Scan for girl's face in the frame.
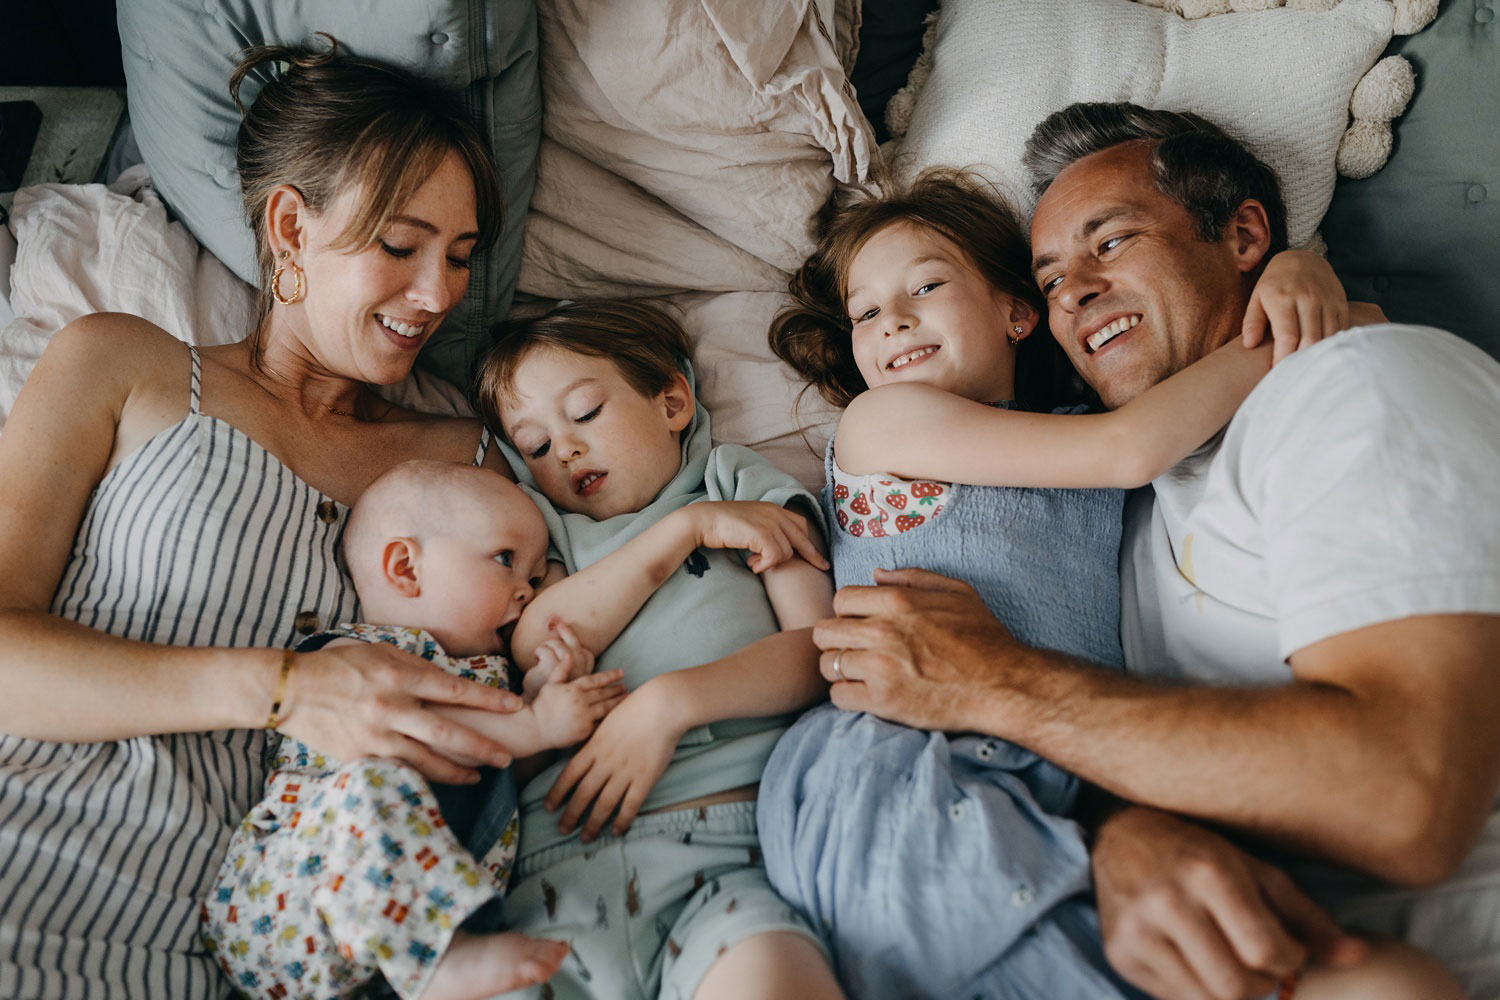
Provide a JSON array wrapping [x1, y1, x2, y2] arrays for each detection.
[[844, 221, 1032, 405], [292, 149, 479, 385], [498, 348, 693, 520]]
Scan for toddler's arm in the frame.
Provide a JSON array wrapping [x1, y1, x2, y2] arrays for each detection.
[[510, 502, 825, 669], [1240, 249, 1384, 364], [544, 553, 834, 841]]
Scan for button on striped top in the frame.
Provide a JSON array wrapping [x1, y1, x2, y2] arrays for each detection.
[[0, 347, 359, 998]]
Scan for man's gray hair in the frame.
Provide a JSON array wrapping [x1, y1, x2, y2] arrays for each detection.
[[1023, 102, 1289, 255]]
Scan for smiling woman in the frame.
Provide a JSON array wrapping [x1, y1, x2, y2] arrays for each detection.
[[0, 36, 523, 1000]]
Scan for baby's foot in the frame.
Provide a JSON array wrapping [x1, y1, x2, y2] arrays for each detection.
[[420, 929, 569, 1000]]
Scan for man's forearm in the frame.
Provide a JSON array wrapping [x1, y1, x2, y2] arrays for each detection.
[[967, 645, 1429, 878]]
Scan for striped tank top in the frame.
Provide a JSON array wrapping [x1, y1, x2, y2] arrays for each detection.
[[0, 346, 487, 998]]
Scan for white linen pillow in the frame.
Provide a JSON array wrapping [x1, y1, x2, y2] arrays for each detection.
[[889, 0, 1398, 248]]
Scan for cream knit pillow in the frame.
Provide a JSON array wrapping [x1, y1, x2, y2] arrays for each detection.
[[887, 0, 1408, 248]]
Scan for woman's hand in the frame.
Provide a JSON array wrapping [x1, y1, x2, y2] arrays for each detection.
[[684, 501, 828, 574], [530, 669, 627, 750], [544, 679, 682, 842], [276, 641, 525, 784], [1240, 249, 1350, 365]]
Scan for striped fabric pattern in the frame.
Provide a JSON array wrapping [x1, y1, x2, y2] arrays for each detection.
[[0, 347, 359, 998]]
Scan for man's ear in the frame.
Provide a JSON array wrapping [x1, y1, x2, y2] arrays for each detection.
[[661, 372, 694, 434], [1225, 199, 1273, 274], [381, 537, 422, 597], [265, 183, 312, 259]]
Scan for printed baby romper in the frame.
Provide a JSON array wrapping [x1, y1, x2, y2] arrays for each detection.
[[201, 624, 520, 1000]]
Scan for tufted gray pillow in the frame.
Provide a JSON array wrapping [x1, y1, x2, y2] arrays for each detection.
[[117, 0, 542, 386]]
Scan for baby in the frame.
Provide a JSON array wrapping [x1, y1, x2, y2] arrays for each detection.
[[471, 300, 847, 1000], [202, 459, 817, 1000]]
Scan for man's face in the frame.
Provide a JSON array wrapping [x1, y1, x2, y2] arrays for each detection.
[[1029, 141, 1257, 409]]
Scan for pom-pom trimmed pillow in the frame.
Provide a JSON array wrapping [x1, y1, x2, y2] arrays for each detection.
[[887, 0, 1424, 249]]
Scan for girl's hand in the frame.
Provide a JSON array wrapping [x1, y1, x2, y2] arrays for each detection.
[[685, 501, 828, 573], [276, 642, 525, 785], [522, 621, 595, 701], [544, 681, 682, 842], [531, 669, 627, 750], [1240, 249, 1349, 365]]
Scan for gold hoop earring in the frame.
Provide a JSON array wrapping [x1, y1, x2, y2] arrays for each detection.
[[270, 250, 305, 306], [1007, 324, 1025, 347]]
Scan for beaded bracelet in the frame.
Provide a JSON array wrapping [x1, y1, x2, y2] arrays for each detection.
[[265, 648, 296, 730]]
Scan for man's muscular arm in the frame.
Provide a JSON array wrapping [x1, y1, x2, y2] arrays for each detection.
[[816, 568, 1500, 887]]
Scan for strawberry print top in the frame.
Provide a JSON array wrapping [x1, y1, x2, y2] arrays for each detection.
[[829, 459, 950, 539]]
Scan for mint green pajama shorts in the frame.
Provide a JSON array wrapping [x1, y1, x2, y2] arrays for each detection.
[[499, 801, 826, 1000]]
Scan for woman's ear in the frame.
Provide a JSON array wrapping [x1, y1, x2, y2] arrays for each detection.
[[381, 537, 422, 597], [1006, 296, 1041, 342], [265, 183, 311, 259], [661, 372, 694, 434]]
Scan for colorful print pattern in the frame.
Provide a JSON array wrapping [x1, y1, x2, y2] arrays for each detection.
[[202, 625, 518, 1000], [831, 467, 949, 539]]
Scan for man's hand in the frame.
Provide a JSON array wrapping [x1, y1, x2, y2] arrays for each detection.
[[811, 567, 1022, 732], [1093, 806, 1367, 1000]]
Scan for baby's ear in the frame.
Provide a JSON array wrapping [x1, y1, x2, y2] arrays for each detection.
[[381, 537, 422, 597], [661, 372, 694, 433]]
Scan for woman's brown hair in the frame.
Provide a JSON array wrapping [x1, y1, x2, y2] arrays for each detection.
[[229, 34, 503, 360], [473, 300, 693, 437], [768, 168, 1082, 412]]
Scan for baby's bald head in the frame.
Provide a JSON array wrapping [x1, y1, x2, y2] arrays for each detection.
[[343, 463, 550, 656]]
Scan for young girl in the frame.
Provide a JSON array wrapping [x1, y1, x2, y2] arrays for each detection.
[[472, 300, 847, 1000], [758, 169, 1459, 1000]]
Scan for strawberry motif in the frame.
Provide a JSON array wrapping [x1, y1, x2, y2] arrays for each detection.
[[911, 482, 943, 499], [868, 520, 887, 538], [836, 509, 849, 529], [885, 491, 907, 510], [833, 483, 850, 501], [849, 493, 871, 516], [849, 519, 865, 537], [895, 513, 925, 532]]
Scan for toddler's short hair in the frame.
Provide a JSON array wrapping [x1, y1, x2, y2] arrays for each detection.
[[473, 299, 692, 436]]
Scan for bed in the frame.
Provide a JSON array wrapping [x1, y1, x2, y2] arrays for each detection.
[[2, 0, 1496, 488]]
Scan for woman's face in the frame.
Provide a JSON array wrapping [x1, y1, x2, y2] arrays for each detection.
[[844, 221, 1026, 405], [498, 348, 693, 521], [295, 149, 479, 385]]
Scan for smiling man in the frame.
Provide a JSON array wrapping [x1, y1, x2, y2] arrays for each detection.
[[811, 102, 1500, 999]]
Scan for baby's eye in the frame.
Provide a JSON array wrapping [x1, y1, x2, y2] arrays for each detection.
[[493, 551, 514, 567], [914, 281, 943, 295], [379, 242, 415, 259], [527, 441, 550, 459], [528, 576, 543, 589], [575, 404, 603, 423]]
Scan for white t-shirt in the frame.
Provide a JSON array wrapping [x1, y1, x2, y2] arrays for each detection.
[[1122, 324, 1500, 682], [1119, 325, 1500, 988]]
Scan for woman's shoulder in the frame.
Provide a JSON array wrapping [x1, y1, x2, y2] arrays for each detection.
[[38, 314, 190, 404]]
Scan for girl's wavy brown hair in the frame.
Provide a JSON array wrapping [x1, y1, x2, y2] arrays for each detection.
[[768, 168, 1082, 413], [229, 34, 503, 363]]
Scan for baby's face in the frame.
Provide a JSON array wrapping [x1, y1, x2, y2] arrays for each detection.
[[417, 482, 550, 657], [499, 347, 690, 520]]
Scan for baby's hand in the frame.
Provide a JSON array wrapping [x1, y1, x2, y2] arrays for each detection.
[[1241, 249, 1350, 365], [522, 621, 595, 701], [530, 669, 626, 750], [686, 501, 828, 574]]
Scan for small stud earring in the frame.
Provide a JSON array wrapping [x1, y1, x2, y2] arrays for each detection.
[[1008, 324, 1025, 347]]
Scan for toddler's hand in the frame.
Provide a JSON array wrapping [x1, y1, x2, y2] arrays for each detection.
[[1241, 249, 1349, 365], [531, 669, 627, 750], [544, 681, 682, 842], [522, 621, 594, 701], [687, 501, 828, 574]]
